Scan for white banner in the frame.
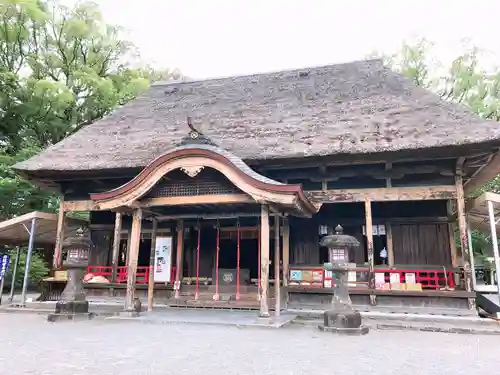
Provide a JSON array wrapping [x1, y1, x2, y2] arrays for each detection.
[[154, 236, 173, 283]]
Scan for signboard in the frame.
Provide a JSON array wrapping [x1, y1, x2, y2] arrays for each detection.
[[0, 254, 10, 281], [290, 270, 302, 281], [154, 236, 173, 283]]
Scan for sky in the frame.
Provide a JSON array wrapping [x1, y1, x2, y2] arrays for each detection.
[[65, 0, 500, 79]]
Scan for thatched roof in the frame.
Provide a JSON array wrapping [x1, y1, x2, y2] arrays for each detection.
[[14, 59, 500, 173]]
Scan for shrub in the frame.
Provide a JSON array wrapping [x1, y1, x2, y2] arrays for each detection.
[[2, 248, 49, 289]]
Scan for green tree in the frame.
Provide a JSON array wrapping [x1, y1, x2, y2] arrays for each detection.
[[0, 1, 177, 290], [383, 39, 500, 256], [384, 39, 500, 121], [0, 0, 177, 222], [0, 0, 177, 153]]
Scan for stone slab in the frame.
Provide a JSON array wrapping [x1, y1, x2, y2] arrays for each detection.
[[47, 312, 95, 323], [293, 317, 500, 335], [106, 309, 296, 329], [318, 324, 369, 335]]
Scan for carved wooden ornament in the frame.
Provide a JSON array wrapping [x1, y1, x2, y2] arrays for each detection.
[[180, 165, 204, 178]]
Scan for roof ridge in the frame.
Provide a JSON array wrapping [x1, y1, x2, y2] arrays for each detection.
[[152, 58, 384, 88]]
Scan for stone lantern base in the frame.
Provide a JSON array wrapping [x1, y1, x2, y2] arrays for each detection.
[[318, 309, 369, 335]]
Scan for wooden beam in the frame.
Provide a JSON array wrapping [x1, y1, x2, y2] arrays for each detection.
[[63, 200, 101, 212], [386, 222, 394, 267], [174, 220, 184, 299], [272, 164, 455, 181], [364, 199, 375, 305], [53, 198, 65, 269], [124, 208, 142, 312], [307, 185, 456, 203], [260, 205, 270, 318], [464, 150, 500, 196], [140, 194, 254, 207], [111, 212, 122, 283], [282, 218, 290, 289], [447, 200, 458, 267], [147, 218, 158, 312], [456, 175, 473, 307], [274, 216, 280, 317]]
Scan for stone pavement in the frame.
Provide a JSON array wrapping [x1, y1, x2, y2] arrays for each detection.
[[108, 309, 296, 328], [1, 313, 499, 375]]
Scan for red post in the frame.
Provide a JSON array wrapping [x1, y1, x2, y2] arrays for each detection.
[[214, 222, 220, 300], [236, 220, 241, 300], [195, 223, 201, 300]]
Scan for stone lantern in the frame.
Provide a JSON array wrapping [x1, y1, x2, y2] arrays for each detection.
[[318, 225, 369, 335], [48, 227, 93, 321]]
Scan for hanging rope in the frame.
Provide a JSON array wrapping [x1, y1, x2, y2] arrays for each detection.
[[214, 219, 220, 301], [236, 218, 241, 300], [195, 218, 201, 300], [257, 222, 261, 301]]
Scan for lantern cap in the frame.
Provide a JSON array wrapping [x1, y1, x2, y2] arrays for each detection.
[[320, 224, 360, 248], [62, 226, 93, 248]]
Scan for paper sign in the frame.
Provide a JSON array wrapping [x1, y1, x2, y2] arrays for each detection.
[[154, 236, 172, 282], [405, 273, 416, 284], [375, 272, 385, 289], [389, 273, 401, 284]]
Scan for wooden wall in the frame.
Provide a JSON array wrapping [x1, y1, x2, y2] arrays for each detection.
[[89, 230, 112, 266], [392, 223, 451, 266], [289, 218, 320, 265], [288, 201, 452, 267]]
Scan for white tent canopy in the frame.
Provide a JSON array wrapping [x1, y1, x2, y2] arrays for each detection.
[[0, 211, 85, 246]]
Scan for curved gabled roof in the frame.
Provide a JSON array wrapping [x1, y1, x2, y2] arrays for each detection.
[[14, 59, 500, 173], [90, 143, 318, 216]]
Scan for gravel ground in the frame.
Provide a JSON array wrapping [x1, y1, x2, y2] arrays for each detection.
[[1, 314, 499, 375]]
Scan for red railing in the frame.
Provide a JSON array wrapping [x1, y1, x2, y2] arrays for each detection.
[[87, 266, 176, 284], [380, 269, 456, 290], [290, 267, 458, 290]]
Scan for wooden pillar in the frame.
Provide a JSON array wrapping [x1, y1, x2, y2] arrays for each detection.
[[386, 222, 394, 267], [174, 220, 184, 299], [455, 175, 473, 304], [384, 165, 394, 267], [53, 198, 65, 269], [447, 200, 458, 267], [147, 218, 158, 312], [111, 212, 122, 283], [282, 218, 290, 287], [260, 205, 270, 317], [126, 230, 132, 264], [364, 199, 375, 304], [124, 208, 143, 312], [274, 216, 281, 317]]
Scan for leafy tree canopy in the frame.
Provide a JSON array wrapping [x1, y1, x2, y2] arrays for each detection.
[[0, 0, 178, 224]]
